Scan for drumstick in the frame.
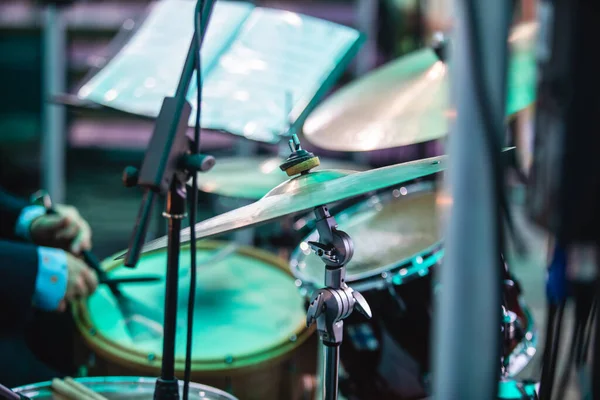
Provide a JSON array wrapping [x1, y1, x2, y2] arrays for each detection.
[[51, 378, 85, 400], [64, 377, 109, 400], [178, 242, 240, 276], [101, 276, 162, 285], [31, 191, 122, 296], [51, 378, 109, 400]]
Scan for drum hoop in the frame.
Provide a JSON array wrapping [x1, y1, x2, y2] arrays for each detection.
[[73, 240, 314, 376], [290, 181, 442, 290], [12, 376, 238, 399]]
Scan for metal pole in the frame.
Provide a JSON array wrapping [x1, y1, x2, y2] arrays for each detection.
[[160, 185, 185, 382], [42, 5, 66, 203], [353, 0, 378, 75], [314, 342, 325, 400], [324, 345, 340, 400], [432, 0, 511, 399], [351, 0, 378, 166], [233, 139, 258, 246]]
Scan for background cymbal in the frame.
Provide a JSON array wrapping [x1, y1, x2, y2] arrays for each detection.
[[124, 155, 447, 258], [303, 22, 537, 152], [193, 156, 368, 200]]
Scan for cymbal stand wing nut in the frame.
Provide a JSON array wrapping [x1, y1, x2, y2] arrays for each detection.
[[306, 281, 372, 346]]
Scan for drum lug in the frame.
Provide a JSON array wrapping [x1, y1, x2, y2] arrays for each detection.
[[77, 365, 88, 378]]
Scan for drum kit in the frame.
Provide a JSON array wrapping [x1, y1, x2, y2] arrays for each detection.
[[12, 2, 541, 399]]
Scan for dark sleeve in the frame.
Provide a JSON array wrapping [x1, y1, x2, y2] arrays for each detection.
[[0, 187, 29, 240], [0, 240, 38, 319]]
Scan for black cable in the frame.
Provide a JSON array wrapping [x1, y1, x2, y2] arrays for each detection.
[[580, 295, 597, 364], [548, 303, 565, 399], [538, 303, 557, 400], [183, 1, 204, 398], [538, 302, 566, 400], [555, 286, 597, 400], [594, 283, 600, 399], [555, 309, 581, 400]]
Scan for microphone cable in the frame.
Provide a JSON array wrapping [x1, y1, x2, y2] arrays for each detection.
[[538, 244, 568, 400], [183, 0, 209, 397]]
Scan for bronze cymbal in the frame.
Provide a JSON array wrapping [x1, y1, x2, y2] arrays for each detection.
[[118, 155, 447, 258], [303, 22, 537, 152], [193, 156, 368, 200]]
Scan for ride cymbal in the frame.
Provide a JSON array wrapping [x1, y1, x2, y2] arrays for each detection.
[[302, 22, 537, 152], [118, 155, 447, 258], [193, 156, 368, 200]]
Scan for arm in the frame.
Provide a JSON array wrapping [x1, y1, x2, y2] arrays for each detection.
[[0, 240, 67, 315], [0, 187, 97, 312], [0, 187, 33, 240], [0, 187, 92, 254]]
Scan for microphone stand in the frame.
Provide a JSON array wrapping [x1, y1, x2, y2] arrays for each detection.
[[121, 2, 216, 399]]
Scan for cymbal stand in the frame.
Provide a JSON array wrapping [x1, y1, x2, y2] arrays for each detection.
[[306, 205, 372, 400]]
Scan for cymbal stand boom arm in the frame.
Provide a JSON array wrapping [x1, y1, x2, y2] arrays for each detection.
[[306, 205, 372, 400]]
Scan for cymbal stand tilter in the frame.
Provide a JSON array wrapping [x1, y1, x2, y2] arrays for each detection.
[[305, 205, 372, 400]]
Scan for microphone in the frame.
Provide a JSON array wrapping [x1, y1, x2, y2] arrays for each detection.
[[526, 0, 600, 244]]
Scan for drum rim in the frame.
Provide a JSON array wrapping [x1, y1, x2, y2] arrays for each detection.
[[72, 240, 314, 376], [12, 376, 238, 398], [290, 181, 442, 289]]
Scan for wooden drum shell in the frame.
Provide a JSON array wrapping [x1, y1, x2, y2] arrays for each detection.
[[72, 241, 316, 400]]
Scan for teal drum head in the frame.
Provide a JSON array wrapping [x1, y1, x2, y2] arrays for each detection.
[[78, 242, 308, 372], [290, 182, 443, 292], [12, 377, 238, 399]]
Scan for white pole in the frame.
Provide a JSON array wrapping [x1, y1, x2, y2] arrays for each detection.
[[432, 0, 511, 398], [351, 0, 379, 166]]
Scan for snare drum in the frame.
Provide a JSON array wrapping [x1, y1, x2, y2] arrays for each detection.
[[73, 241, 314, 400], [290, 183, 536, 400], [12, 376, 237, 399]]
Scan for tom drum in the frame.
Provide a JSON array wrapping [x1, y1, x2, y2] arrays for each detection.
[[73, 241, 314, 400]]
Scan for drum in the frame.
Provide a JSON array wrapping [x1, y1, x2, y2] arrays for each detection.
[[73, 241, 314, 400], [290, 182, 537, 400], [12, 376, 237, 399]]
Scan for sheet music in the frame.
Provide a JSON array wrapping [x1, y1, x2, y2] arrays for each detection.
[[77, 0, 362, 143], [78, 0, 253, 120], [200, 7, 361, 142]]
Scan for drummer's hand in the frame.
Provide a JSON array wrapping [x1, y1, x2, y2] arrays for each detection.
[[57, 254, 98, 312], [30, 205, 92, 256]]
